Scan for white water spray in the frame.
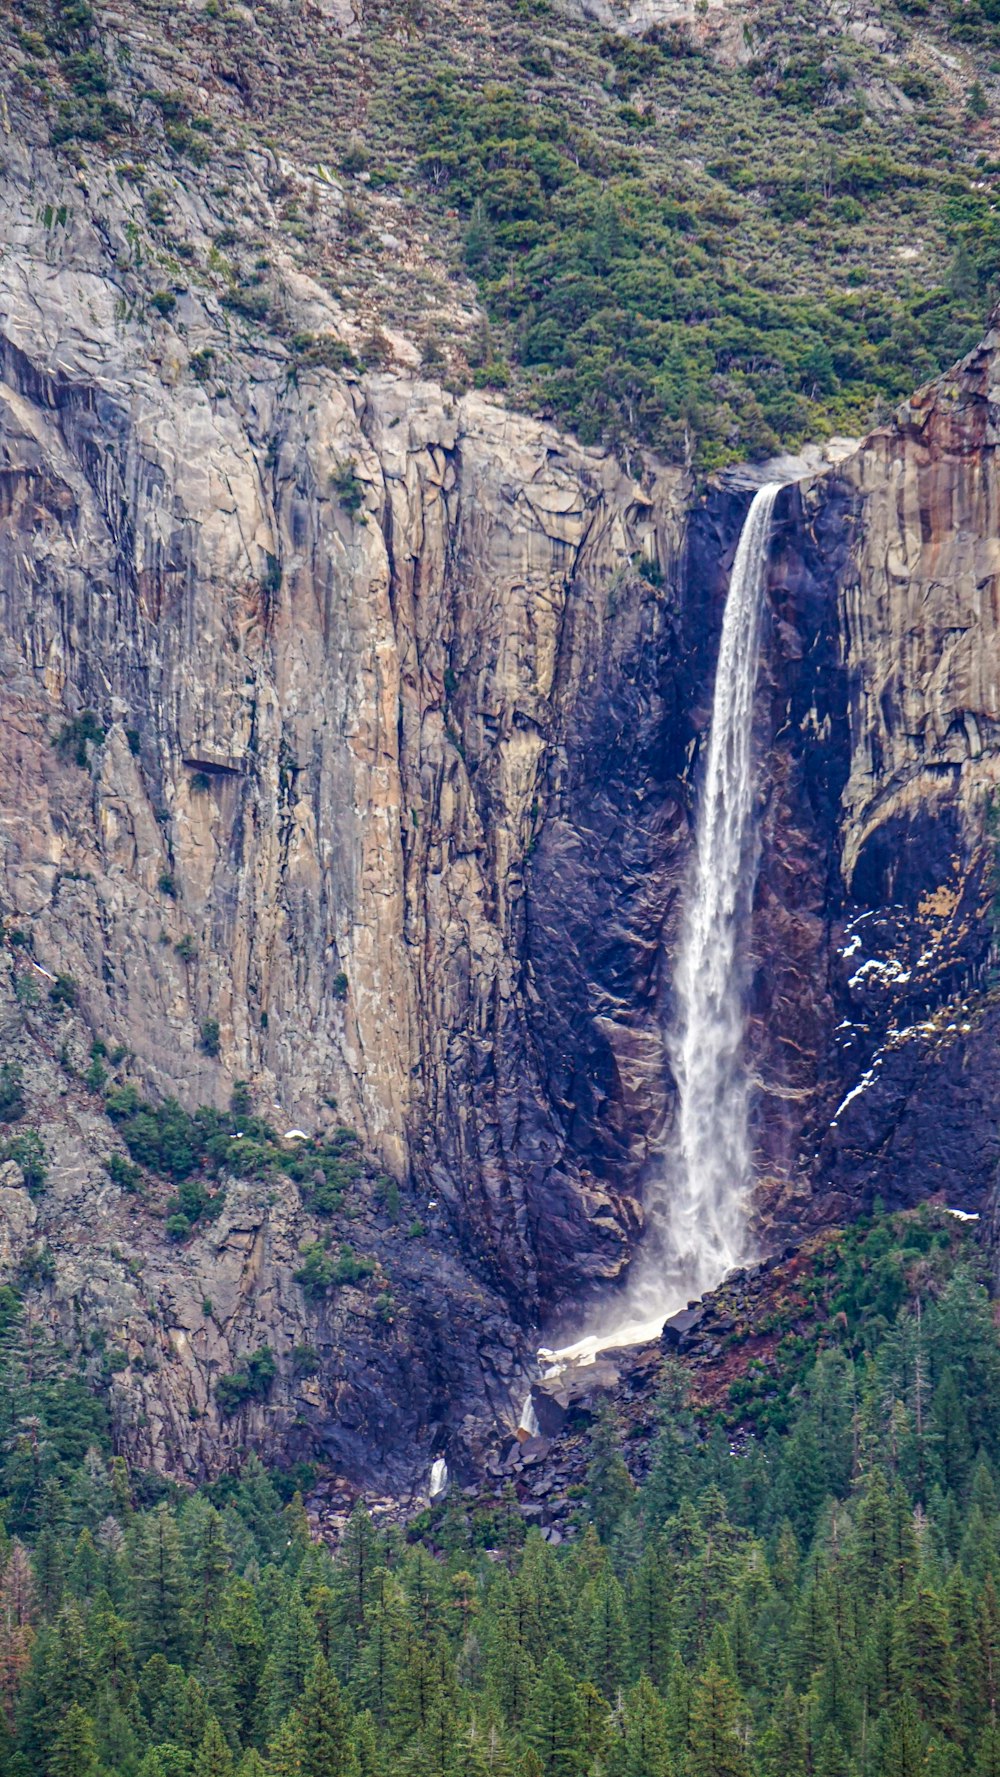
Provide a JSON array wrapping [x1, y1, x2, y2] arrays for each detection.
[[536, 482, 782, 1374], [661, 480, 782, 1296]]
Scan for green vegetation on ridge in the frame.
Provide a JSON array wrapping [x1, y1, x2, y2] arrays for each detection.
[[6, 0, 1000, 467]]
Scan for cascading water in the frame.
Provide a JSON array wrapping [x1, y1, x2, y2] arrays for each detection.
[[534, 482, 783, 1376], [660, 480, 783, 1298]]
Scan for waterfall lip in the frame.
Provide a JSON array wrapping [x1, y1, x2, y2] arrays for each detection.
[[528, 480, 790, 1383]]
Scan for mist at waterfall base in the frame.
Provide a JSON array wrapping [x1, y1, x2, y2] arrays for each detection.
[[537, 484, 784, 1374]]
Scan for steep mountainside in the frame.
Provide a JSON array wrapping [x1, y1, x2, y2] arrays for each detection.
[[3, 0, 1000, 1494]]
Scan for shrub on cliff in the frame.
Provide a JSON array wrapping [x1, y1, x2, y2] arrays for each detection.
[[0, 1061, 26, 1123], [293, 1241, 375, 1299], [0, 1130, 47, 1196], [53, 710, 105, 767], [215, 1344, 277, 1414]]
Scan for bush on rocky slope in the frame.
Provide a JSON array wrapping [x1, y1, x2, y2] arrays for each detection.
[[4, 0, 1000, 465]]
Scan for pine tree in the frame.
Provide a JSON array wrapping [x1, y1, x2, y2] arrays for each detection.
[[91, 1600, 135, 1705], [351, 1709, 381, 1777], [0, 1539, 36, 1719], [48, 1704, 103, 1777], [260, 1587, 320, 1732], [665, 1651, 692, 1771], [217, 1578, 265, 1741], [528, 1650, 586, 1777], [931, 1370, 975, 1497], [626, 1544, 673, 1690], [771, 1417, 827, 1546], [14, 1602, 95, 1772], [299, 1654, 351, 1777], [185, 1502, 232, 1650], [686, 1661, 751, 1777], [812, 1723, 849, 1777], [892, 1583, 956, 1734], [584, 1406, 635, 1542], [452, 1711, 513, 1777], [266, 1711, 305, 1777], [872, 1693, 927, 1777], [194, 1718, 236, 1777], [177, 1676, 212, 1755], [771, 1523, 800, 1601], [980, 1577, 1000, 1723], [645, 1364, 695, 1526], [130, 1505, 189, 1662], [944, 1563, 983, 1743], [859, 1597, 894, 1722], [355, 1569, 406, 1727], [336, 1504, 379, 1635], [759, 1686, 807, 1777], [582, 1566, 630, 1700], [978, 1721, 1000, 1777], [608, 1674, 671, 1777], [67, 1531, 103, 1605], [812, 1608, 859, 1745], [485, 1572, 536, 1727], [849, 1471, 893, 1605]]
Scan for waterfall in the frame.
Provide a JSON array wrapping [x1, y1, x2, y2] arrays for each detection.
[[536, 482, 781, 1372], [663, 480, 782, 1298]]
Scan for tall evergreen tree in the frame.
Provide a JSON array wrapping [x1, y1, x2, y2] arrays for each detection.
[[582, 1566, 630, 1700], [686, 1661, 751, 1777], [48, 1703, 103, 1777], [892, 1583, 956, 1734], [528, 1651, 585, 1777], [194, 1717, 236, 1777], [584, 1406, 635, 1544], [299, 1654, 351, 1777], [130, 1506, 189, 1663]]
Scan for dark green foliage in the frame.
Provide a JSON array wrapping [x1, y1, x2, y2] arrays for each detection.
[[293, 1241, 375, 1299], [292, 1344, 321, 1376], [4, 1206, 1000, 1777], [54, 710, 105, 767], [0, 1060, 26, 1121], [17, 1243, 56, 1287], [103, 1083, 365, 1210], [216, 1347, 277, 1415], [585, 1403, 635, 1540], [331, 467, 365, 517], [200, 1018, 222, 1058], [105, 1150, 143, 1192], [49, 973, 78, 1009], [0, 1128, 48, 1195]]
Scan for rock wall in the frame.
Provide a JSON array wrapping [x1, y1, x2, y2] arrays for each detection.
[[6, 91, 1000, 1487], [749, 327, 1000, 1232]]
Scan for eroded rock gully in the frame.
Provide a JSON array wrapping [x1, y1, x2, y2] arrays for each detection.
[[3, 110, 1000, 1494]]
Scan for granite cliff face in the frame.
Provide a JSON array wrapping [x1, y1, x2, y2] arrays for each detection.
[[747, 335, 1000, 1236], [4, 75, 1000, 1492]]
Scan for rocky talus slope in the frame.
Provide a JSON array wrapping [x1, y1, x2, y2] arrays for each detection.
[[3, 42, 1000, 1494]]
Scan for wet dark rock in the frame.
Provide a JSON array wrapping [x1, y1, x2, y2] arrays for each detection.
[[662, 1305, 706, 1349]]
